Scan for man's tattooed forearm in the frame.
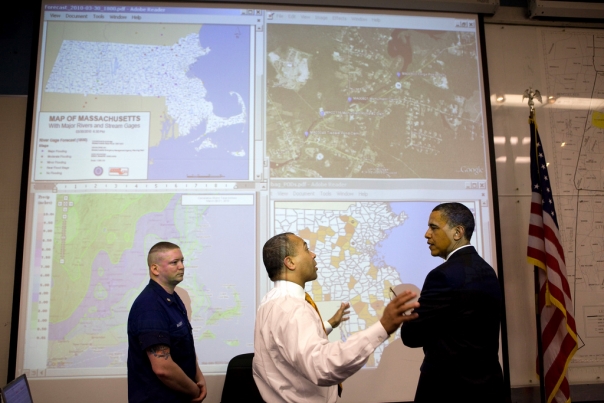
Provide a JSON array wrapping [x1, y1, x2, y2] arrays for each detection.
[[149, 345, 170, 360]]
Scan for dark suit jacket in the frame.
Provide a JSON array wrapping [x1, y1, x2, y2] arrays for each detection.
[[401, 246, 504, 403]]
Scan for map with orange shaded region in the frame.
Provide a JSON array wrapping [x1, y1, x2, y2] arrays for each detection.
[[274, 201, 408, 367]]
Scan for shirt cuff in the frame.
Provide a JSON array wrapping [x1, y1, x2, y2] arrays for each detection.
[[365, 321, 390, 347], [324, 320, 333, 335]]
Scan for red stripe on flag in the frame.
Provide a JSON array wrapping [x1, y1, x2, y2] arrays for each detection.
[[527, 246, 546, 263], [541, 307, 563, 347], [529, 224, 545, 238], [531, 201, 544, 215]]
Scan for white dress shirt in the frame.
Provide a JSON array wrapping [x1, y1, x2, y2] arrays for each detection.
[[445, 244, 473, 261], [252, 280, 389, 403]]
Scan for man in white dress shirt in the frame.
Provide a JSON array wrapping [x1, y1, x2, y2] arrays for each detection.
[[253, 232, 420, 403]]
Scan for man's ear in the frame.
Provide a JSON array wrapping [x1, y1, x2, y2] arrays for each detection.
[[149, 263, 159, 276], [453, 226, 465, 241], [283, 255, 295, 271]]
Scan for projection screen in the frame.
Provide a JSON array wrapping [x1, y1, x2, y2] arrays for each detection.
[[14, 1, 500, 401]]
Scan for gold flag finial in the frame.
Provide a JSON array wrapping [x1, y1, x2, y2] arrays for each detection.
[[523, 88, 542, 120]]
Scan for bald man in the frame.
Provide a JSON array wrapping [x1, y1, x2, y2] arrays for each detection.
[[253, 232, 420, 402]]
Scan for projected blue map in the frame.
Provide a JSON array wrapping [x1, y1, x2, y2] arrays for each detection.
[[44, 23, 251, 180]]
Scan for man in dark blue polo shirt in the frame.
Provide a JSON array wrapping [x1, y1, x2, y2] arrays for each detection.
[[127, 241, 207, 402]]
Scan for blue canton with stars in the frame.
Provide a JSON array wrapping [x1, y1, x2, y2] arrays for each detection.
[[530, 122, 560, 228]]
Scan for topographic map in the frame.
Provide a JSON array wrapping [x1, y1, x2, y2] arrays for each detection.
[[541, 30, 604, 365], [266, 25, 487, 179], [40, 193, 255, 371], [275, 201, 441, 367], [42, 23, 250, 180]]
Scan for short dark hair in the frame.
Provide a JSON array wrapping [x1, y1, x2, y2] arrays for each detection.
[[148, 241, 180, 267], [262, 233, 295, 280], [433, 202, 475, 241]]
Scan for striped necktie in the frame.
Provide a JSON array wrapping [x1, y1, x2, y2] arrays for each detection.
[[305, 292, 343, 397]]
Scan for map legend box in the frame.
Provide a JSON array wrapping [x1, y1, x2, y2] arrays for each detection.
[[35, 112, 150, 181]]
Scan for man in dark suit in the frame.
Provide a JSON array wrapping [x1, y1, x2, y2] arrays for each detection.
[[401, 202, 504, 403]]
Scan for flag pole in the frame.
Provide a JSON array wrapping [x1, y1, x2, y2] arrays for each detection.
[[533, 265, 547, 403], [525, 88, 546, 403]]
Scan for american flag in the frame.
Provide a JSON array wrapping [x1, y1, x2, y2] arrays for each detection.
[[526, 117, 578, 403]]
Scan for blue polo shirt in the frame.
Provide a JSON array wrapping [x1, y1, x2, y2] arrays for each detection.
[[127, 279, 197, 403]]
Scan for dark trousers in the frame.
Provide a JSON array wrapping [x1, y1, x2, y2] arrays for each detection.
[[414, 369, 504, 403]]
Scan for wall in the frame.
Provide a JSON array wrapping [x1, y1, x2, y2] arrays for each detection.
[[484, 7, 604, 401], [0, 96, 27, 385]]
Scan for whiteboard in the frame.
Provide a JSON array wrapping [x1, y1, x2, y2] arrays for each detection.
[[485, 23, 604, 387]]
